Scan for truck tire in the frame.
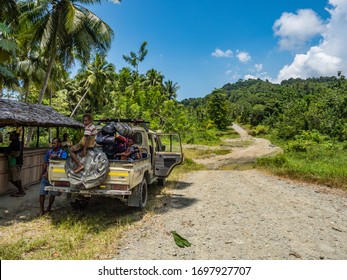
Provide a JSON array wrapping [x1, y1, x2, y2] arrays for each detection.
[[139, 178, 148, 210]]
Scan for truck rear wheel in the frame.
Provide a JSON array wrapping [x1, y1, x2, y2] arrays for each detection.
[[139, 178, 148, 210]]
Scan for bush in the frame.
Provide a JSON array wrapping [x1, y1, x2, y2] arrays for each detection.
[[286, 140, 308, 152], [257, 154, 287, 167]]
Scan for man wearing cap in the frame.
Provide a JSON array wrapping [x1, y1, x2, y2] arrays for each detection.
[[4, 131, 25, 197]]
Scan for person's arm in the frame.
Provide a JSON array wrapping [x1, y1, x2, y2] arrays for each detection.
[[116, 147, 132, 158], [42, 152, 49, 177]]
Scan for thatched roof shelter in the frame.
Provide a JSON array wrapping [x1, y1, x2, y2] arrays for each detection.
[[0, 99, 83, 128]]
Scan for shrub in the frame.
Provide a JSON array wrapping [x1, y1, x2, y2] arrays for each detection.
[[257, 154, 287, 167], [286, 140, 308, 152]]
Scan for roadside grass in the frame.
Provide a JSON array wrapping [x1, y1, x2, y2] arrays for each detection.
[[186, 126, 239, 145], [0, 199, 143, 260], [257, 142, 347, 191]]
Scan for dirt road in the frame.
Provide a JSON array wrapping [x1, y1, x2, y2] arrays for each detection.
[[114, 125, 347, 260]]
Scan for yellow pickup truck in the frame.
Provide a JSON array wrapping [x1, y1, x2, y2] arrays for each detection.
[[45, 123, 183, 210]]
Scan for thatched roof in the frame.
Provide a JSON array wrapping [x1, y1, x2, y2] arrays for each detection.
[[0, 99, 84, 128]]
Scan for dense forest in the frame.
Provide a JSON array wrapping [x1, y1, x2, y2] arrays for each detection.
[[1, 1, 347, 147], [182, 75, 347, 143]]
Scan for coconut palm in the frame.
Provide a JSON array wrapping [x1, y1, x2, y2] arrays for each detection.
[[70, 53, 115, 117], [0, 0, 19, 24], [123, 41, 148, 72], [145, 68, 164, 87], [163, 80, 179, 100], [23, 0, 115, 105], [0, 23, 18, 96]]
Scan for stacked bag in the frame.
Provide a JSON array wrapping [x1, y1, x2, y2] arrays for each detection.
[[96, 122, 134, 159]]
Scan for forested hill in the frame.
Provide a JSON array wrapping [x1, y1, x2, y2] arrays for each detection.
[[180, 75, 347, 142]]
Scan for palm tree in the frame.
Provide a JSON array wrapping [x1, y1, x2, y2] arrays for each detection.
[[70, 53, 115, 117], [145, 68, 164, 87], [23, 0, 115, 105], [163, 80, 179, 100], [0, 23, 18, 96], [0, 0, 19, 24], [123, 41, 148, 72]]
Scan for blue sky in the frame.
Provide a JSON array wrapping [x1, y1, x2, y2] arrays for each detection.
[[87, 0, 346, 100]]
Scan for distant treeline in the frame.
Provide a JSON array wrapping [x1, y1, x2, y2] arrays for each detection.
[[181, 75, 347, 142]]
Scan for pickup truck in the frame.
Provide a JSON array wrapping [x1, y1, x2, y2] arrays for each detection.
[[45, 120, 183, 210]]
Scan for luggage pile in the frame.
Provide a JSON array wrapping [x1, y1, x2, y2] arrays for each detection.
[[96, 122, 134, 159]]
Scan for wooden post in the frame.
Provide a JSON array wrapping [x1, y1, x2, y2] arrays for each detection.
[[36, 127, 39, 148]]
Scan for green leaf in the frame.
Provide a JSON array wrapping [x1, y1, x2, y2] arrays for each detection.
[[171, 231, 191, 248]]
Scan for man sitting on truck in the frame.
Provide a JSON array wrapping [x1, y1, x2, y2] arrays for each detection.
[[69, 114, 97, 173], [115, 137, 141, 161]]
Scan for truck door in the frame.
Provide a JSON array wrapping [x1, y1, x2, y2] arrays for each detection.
[[154, 133, 183, 177]]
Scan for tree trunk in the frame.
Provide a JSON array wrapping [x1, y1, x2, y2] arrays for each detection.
[[25, 53, 56, 146], [70, 88, 89, 118]]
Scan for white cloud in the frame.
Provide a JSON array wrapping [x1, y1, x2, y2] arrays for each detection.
[[244, 72, 271, 81], [236, 51, 251, 63], [273, 9, 326, 50], [254, 63, 263, 72], [275, 0, 347, 82], [211, 48, 233, 58]]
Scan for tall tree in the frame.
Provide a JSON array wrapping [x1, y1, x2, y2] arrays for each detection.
[[0, 23, 18, 96], [164, 80, 179, 100], [23, 0, 115, 105], [70, 54, 115, 117], [123, 41, 148, 72], [207, 89, 232, 129]]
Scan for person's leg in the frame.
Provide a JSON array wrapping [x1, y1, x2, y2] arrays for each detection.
[[9, 166, 25, 196], [38, 177, 48, 216], [69, 144, 84, 172], [39, 195, 45, 216], [13, 180, 25, 194], [45, 195, 56, 214]]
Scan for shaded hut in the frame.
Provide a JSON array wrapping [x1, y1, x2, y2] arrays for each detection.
[[0, 99, 84, 195], [0, 99, 83, 128]]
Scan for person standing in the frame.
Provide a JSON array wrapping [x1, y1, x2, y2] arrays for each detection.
[[39, 138, 67, 216], [69, 114, 97, 173], [4, 131, 25, 197]]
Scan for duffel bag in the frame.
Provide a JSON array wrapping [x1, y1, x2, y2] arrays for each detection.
[[114, 122, 134, 137]]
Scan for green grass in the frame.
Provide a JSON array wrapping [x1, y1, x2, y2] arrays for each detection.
[[184, 126, 239, 145], [257, 142, 347, 191], [0, 201, 141, 260]]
